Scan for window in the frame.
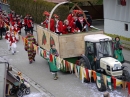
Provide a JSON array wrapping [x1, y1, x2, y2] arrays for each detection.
[[125, 24, 128, 31], [117, 0, 126, 6]]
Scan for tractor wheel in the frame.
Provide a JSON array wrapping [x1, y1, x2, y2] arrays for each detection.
[[17, 90, 23, 97], [79, 58, 91, 69], [123, 69, 130, 82], [96, 74, 106, 92], [79, 58, 91, 83]]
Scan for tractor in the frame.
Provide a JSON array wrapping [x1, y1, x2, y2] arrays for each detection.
[[79, 34, 130, 91]]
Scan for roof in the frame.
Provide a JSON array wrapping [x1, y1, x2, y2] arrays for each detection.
[[45, 0, 67, 3], [84, 34, 112, 42]]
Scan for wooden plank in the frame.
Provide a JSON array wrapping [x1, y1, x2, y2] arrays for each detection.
[[59, 31, 103, 58]]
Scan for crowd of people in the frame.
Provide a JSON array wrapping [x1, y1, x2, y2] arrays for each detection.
[[41, 10, 90, 35], [0, 9, 36, 62]]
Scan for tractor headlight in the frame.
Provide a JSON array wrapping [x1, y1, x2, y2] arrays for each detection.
[[113, 64, 121, 70]]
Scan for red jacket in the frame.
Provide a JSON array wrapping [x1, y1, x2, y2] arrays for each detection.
[[5, 33, 11, 40], [70, 19, 80, 32], [0, 20, 4, 28], [42, 18, 49, 28], [50, 19, 55, 32], [67, 14, 73, 25], [27, 19, 33, 28], [55, 20, 63, 33], [10, 36, 17, 45], [24, 18, 27, 25], [62, 24, 72, 34]]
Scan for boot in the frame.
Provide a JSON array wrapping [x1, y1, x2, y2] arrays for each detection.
[[55, 73, 58, 79], [29, 60, 32, 64]]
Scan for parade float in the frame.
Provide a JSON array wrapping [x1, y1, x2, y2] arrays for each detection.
[[33, 0, 130, 92]]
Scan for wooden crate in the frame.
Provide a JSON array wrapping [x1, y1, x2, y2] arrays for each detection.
[[37, 25, 103, 58]]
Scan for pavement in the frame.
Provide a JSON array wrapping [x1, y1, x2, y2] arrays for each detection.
[[0, 24, 130, 97]]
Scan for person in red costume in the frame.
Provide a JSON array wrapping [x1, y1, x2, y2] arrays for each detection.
[[9, 33, 17, 55], [41, 11, 55, 32], [27, 16, 33, 35], [69, 14, 80, 33], [63, 19, 72, 34], [23, 15, 28, 35], [41, 11, 49, 29], [17, 17, 23, 35], [67, 12, 73, 25], [53, 14, 63, 35], [13, 21, 20, 41], [5, 30, 11, 51]]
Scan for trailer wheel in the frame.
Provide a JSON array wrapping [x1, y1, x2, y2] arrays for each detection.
[[79, 58, 91, 83], [96, 74, 106, 92], [123, 69, 130, 82]]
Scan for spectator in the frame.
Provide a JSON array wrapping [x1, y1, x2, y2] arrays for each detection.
[[25, 32, 38, 64], [49, 45, 59, 80], [114, 36, 124, 63]]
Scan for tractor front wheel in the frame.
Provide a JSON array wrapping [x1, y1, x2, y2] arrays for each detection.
[[96, 74, 106, 92]]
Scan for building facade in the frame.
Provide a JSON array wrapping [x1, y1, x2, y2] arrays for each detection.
[[104, 0, 130, 38]]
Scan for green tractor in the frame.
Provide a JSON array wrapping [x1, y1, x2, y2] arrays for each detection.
[[79, 34, 130, 91]]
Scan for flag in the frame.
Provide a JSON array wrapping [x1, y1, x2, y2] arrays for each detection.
[[56, 57, 61, 70], [116, 79, 123, 86], [107, 76, 112, 90], [96, 72, 101, 83], [65, 60, 69, 71], [127, 82, 130, 95], [43, 50, 47, 58], [70, 63, 74, 73], [74, 64, 78, 78], [88, 70, 92, 82], [112, 76, 116, 90], [82, 67, 86, 83], [76, 65, 80, 77], [60, 59, 63, 70], [85, 69, 90, 81], [40, 49, 43, 57], [38, 47, 41, 55], [92, 70, 97, 81]]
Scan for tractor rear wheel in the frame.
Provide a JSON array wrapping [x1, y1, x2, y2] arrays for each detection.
[[123, 69, 130, 82], [79, 58, 91, 83]]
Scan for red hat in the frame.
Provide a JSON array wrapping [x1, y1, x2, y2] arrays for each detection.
[[73, 10, 79, 14], [53, 14, 59, 18], [77, 10, 83, 14], [43, 11, 50, 16]]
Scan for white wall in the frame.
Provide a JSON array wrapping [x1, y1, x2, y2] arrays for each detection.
[[104, 19, 130, 38], [104, 0, 130, 22]]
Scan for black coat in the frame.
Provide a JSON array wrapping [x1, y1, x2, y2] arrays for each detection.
[[76, 19, 87, 31]]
